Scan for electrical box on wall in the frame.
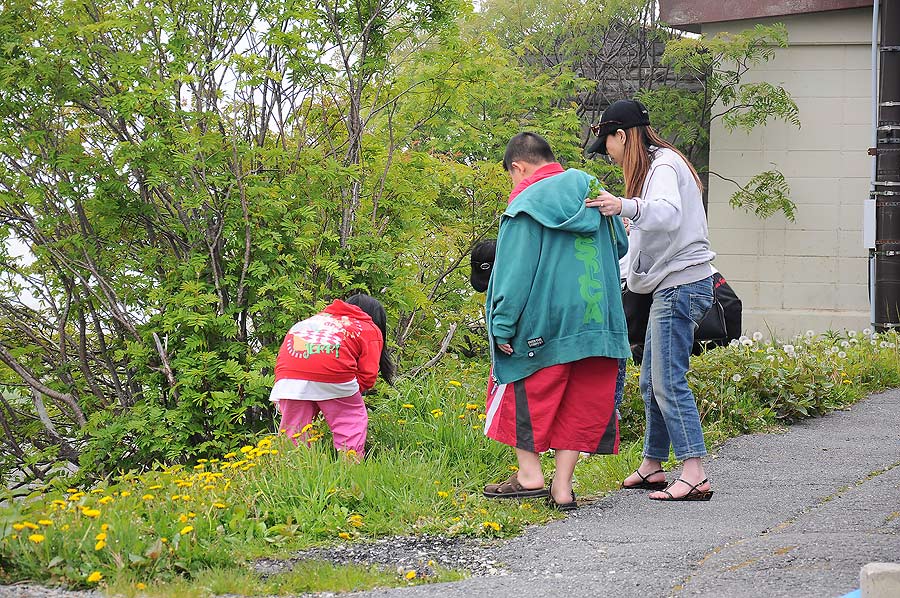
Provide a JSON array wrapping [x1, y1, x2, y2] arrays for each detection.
[[864, 198, 876, 249]]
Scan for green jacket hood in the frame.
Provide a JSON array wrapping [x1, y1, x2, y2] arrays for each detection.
[[504, 169, 599, 234]]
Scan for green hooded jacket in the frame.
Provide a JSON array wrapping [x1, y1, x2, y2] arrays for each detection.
[[486, 168, 631, 384]]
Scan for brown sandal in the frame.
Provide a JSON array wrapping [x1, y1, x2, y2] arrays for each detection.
[[483, 473, 548, 499], [649, 477, 714, 501]]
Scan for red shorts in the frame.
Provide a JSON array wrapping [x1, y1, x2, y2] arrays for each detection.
[[484, 357, 619, 454]]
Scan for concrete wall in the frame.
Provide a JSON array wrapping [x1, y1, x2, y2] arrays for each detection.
[[702, 7, 873, 337]]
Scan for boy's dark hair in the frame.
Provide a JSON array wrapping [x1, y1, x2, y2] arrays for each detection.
[[502, 132, 556, 172], [345, 293, 397, 385], [470, 239, 496, 293]]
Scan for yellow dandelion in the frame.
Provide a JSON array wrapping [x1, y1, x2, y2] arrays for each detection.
[[38, 519, 53, 526], [213, 502, 227, 508], [202, 485, 215, 491], [95, 532, 107, 541], [178, 514, 189, 523], [28, 534, 45, 544], [223, 452, 237, 459], [136, 582, 147, 590], [51, 500, 66, 507], [465, 403, 479, 410], [100, 524, 109, 531], [193, 464, 205, 470], [257, 438, 273, 449], [120, 491, 131, 498], [91, 489, 105, 494], [12, 524, 25, 531], [430, 409, 443, 418], [437, 490, 449, 498], [61, 524, 69, 531], [401, 403, 414, 409], [405, 570, 417, 579], [338, 532, 351, 540], [81, 508, 101, 518], [458, 415, 465, 420], [482, 521, 501, 532], [98, 496, 113, 505], [270, 450, 279, 455], [397, 419, 406, 424], [197, 458, 208, 463], [239, 445, 253, 453], [301, 423, 314, 433], [179, 525, 194, 535], [291, 432, 302, 439], [448, 380, 462, 387], [148, 485, 163, 490], [160, 537, 168, 543], [66, 488, 78, 493], [142, 494, 154, 501], [478, 413, 486, 420], [22, 521, 39, 530], [94, 540, 106, 551], [86, 571, 102, 584], [345, 449, 358, 459]]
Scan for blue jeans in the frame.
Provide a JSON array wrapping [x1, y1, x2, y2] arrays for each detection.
[[640, 276, 714, 461]]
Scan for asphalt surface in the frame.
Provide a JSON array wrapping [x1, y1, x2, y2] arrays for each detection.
[[356, 388, 900, 598]]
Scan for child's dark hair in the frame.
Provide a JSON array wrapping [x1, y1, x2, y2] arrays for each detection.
[[502, 132, 556, 172], [345, 293, 397, 385]]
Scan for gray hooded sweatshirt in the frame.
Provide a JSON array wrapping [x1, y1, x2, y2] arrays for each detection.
[[619, 147, 715, 294]]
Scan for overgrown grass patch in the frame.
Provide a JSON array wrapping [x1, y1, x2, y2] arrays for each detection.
[[2, 329, 899, 593]]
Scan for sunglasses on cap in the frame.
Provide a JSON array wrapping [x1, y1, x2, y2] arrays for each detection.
[[589, 120, 622, 136]]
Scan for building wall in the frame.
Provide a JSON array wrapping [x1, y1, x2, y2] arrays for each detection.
[[702, 7, 873, 337]]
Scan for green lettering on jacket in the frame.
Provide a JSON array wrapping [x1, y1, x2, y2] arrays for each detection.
[[574, 235, 605, 324]]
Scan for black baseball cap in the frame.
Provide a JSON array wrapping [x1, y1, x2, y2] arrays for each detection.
[[587, 99, 651, 155], [470, 239, 496, 293]]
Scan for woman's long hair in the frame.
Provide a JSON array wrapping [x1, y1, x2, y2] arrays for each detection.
[[345, 293, 397, 385], [622, 126, 703, 198]]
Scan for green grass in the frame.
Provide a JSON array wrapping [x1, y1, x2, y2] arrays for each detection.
[[2, 329, 899, 593]]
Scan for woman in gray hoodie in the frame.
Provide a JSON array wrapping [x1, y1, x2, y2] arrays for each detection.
[[587, 99, 716, 501]]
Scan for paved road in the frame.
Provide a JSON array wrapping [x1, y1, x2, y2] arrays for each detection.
[[359, 389, 900, 598]]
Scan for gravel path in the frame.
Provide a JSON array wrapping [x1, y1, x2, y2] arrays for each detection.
[[253, 534, 506, 578]]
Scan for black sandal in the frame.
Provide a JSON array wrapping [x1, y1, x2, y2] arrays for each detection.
[[621, 468, 667, 490], [649, 477, 714, 501], [546, 483, 577, 512]]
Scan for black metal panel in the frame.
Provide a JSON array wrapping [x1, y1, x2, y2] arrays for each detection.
[[875, 0, 900, 329]]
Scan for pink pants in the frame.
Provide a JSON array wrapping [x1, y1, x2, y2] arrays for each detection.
[[277, 393, 368, 455]]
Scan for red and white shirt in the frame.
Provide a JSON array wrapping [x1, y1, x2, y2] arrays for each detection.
[[270, 300, 383, 401]]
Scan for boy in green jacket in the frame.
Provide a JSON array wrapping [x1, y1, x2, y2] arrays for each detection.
[[482, 133, 631, 510]]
